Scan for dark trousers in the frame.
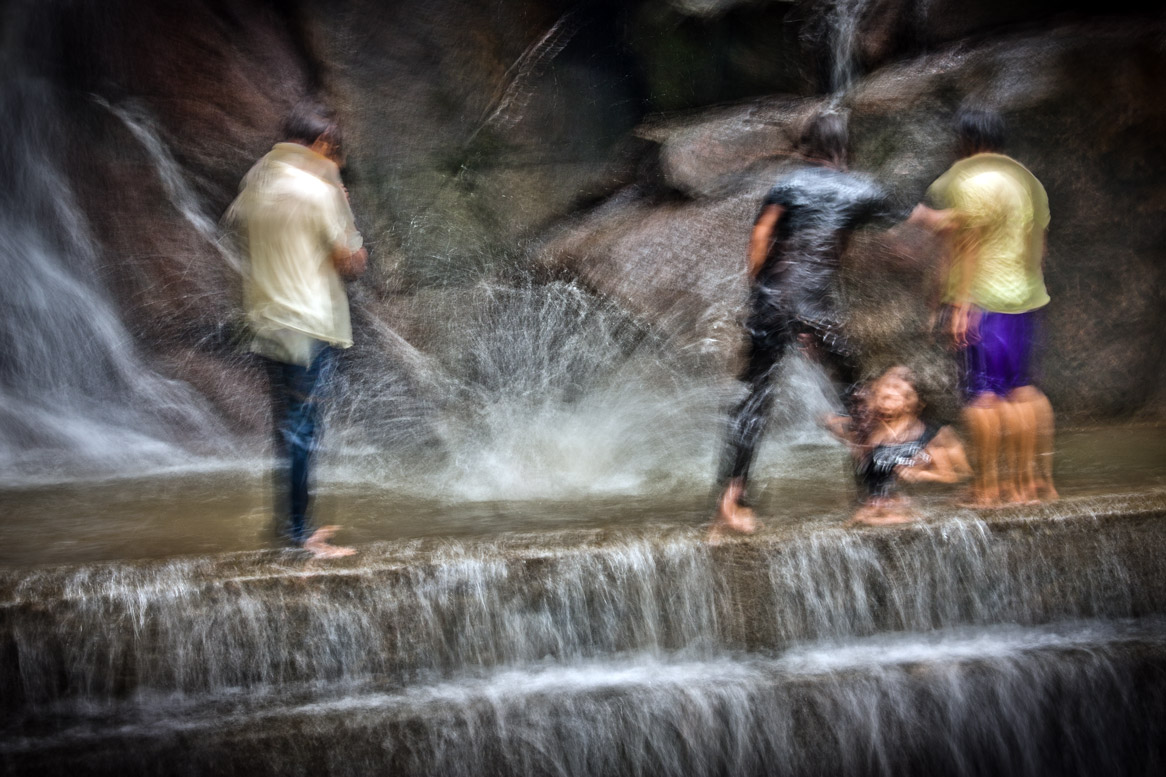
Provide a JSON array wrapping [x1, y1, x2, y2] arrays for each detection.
[[264, 347, 337, 545], [718, 313, 860, 503]]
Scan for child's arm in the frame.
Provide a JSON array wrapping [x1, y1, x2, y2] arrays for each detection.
[[823, 413, 852, 442], [935, 426, 973, 480], [823, 413, 866, 459], [896, 427, 970, 484]]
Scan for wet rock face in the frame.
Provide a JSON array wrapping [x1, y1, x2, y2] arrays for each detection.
[[296, 0, 646, 291], [11, 0, 647, 433], [850, 22, 1166, 420], [5, 0, 1163, 448], [12, 1, 312, 433], [793, 0, 1159, 90], [548, 18, 1166, 421]]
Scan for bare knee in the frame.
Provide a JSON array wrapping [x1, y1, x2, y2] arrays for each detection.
[[1007, 385, 1043, 404], [965, 392, 1001, 411]]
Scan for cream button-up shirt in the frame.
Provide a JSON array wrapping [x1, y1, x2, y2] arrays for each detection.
[[227, 143, 363, 366]]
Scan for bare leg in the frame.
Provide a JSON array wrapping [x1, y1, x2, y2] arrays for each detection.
[[946, 431, 974, 482], [963, 394, 1002, 507], [711, 331, 783, 542], [995, 398, 1030, 503], [1013, 385, 1057, 500], [1005, 386, 1041, 503]]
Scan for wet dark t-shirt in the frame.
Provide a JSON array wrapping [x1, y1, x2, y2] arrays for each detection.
[[754, 164, 902, 324]]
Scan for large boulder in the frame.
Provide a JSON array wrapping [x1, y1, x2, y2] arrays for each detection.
[[541, 17, 1166, 422]]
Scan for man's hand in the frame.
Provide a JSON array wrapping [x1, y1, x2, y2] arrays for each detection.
[[333, 245, 367, 280], [948, 303, 980, 349], [908, 204, 957, 234]]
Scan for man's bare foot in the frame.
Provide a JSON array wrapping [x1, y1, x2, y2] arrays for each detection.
[[708, 505, 759, 541], [303, 525, 356, 559], [708, 498, 758, 544], [711, 482, 759, 533]]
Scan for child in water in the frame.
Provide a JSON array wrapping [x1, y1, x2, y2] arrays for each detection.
[[828, 366, 971, 525]]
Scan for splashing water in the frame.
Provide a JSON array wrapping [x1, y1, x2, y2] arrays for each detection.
[[319, 280, 842, 500]]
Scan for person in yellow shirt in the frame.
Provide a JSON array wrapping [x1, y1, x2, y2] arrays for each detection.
[[922, 108, 1057, 506], [226, 101, 367, 557]]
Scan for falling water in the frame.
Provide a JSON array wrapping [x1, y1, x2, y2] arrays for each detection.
[[827, 0, 871, 93], [0, 78, 225, 483], [4, 4, 1165, 776], [98, 97, 243, 275], [1, 94, 836, 494], [3, 511, 1164, 775]]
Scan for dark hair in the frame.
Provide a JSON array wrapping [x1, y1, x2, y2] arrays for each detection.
[[282, 99, 340, 149], [955, 107, 1005, 155], [852, 365, 923, 447], [799, 111, 848, 168]]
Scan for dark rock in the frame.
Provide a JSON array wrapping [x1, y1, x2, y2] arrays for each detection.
[[543, 17, 1166, 421]]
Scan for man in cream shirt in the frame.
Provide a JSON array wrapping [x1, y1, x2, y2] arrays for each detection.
[[227, 102, 366, 558]]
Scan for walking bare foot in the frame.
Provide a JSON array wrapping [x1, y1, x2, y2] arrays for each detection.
[[303, 525, 356, 559], [958, 487, 1003, 509], [708, 480, 760, 543], [1003, 486, 1039, 506], [707, 498, 759, 544], [849, 502, 915, 526]]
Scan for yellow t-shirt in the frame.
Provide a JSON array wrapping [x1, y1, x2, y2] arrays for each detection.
[[928, 153, 1050, 313]]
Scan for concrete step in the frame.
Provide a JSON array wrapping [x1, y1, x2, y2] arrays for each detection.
[[2, 492, 1164, 713], [4, 618, 1164, 777]]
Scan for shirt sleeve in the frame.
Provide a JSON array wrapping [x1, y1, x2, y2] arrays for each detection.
[[924, 168, 954, 210], [761, 179, 795, 211], [1031, 177, 1050, 230], [320, 184, 363, 253], [862, 182, 912, 225]]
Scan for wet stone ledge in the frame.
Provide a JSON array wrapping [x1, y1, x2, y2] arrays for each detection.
[[0, 491, 1163, 714], [3, 622, 1165, 777]]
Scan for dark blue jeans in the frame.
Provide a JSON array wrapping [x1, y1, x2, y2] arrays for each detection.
[[265, 346, 337, 546]]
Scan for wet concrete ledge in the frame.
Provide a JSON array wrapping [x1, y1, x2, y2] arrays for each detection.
[[4, 625, 1166, 777], [0, 489, 1163, 713], [2, 487, 1165, 592]]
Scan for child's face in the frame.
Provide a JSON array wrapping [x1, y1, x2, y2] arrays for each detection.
[[873, 377, 918, 420]]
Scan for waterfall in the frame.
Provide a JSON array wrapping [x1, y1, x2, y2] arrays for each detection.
[[827, 0, 872, 94], [3, 510, 1164, 775], [0, 78, 224, 483], [97, 97, 243, 275]]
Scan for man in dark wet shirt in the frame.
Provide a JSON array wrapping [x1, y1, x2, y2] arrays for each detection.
[[712, 111, 904, 537]]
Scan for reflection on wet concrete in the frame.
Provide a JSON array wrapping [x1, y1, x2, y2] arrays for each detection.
[[0, 425, 1161, 567]]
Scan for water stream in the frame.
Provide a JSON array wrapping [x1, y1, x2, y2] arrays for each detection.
[[3, 505, 1164, 775]]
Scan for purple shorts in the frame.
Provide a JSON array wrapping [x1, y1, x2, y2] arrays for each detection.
[[963, 309, 1041, 400]]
